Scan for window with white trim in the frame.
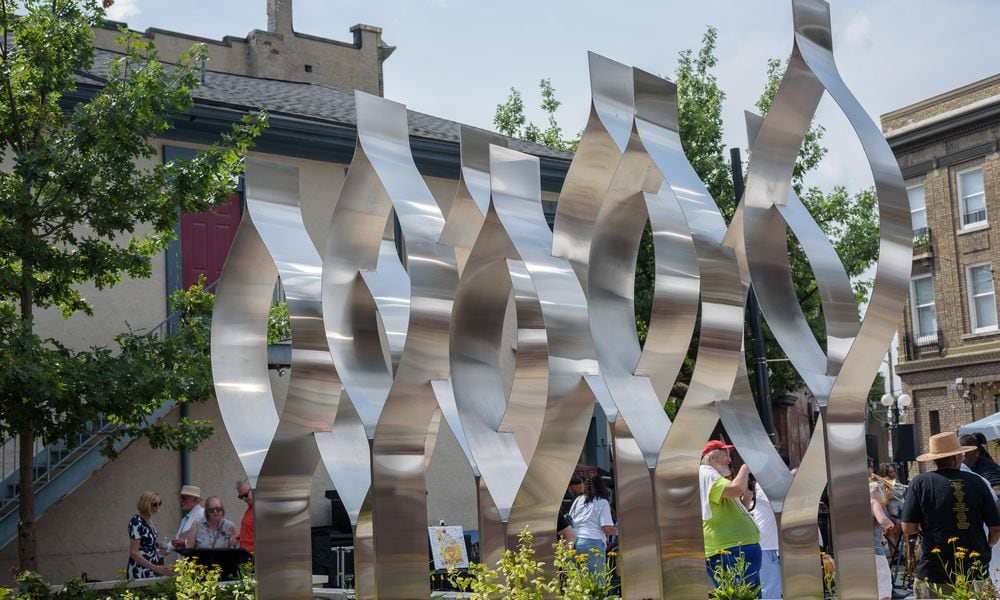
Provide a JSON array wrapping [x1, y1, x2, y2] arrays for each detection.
[[908, 184, 926, 232], [966, 263, 997, 332], [958, 167, 986, 228], [910, 275, 936, 342]]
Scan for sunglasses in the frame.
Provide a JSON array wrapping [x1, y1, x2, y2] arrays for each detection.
[[152, 501, 162, 507], [206, 507, 223, 514], [238, 491, 251, 500]]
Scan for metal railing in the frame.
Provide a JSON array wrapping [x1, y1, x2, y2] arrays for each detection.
[[912, 226, 932, 254], [0, 416, 113, 517], [902, 328, 945, 361]]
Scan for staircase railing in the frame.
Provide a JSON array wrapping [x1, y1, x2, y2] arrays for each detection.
[[0, 278, 220, 547]]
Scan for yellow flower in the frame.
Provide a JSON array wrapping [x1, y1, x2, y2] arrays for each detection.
[[955, 551, 966, 560], [607, 551, 617, 557], [970, 551, 982, 558], [931, 548, 942, 554], [716, 549, 731, 555], [948, 537, 959, 544]]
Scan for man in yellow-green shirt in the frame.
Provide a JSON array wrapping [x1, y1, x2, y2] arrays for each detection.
[[699, 440, 761, 594]]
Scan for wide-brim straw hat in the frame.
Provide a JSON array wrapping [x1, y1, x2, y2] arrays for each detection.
[[178, 484, 202, 498], [915, 432, 976, 462]]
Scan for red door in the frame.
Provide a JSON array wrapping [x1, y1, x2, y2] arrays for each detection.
[[180, 193, 242, 289]]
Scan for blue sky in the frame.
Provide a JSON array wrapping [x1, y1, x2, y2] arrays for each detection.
[[106, 0, 1000, 195]]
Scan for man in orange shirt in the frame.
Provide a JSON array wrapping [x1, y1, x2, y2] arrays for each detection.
[[233, 478, 255, 553]]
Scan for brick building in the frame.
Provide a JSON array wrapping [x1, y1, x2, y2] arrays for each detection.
[[881, 74, 1000, 472]]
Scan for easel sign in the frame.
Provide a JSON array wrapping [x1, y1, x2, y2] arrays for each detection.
[[428, 525, 469, 570]]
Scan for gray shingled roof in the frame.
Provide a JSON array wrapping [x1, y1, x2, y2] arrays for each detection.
[[81, 49, 572, 161]]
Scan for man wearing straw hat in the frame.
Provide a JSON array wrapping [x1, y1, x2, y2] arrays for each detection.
[[901, 432, 1000, 598]]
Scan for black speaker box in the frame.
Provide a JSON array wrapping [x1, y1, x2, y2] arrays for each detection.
[[865, 433, 879, 468], [894, 424, 919, 462]]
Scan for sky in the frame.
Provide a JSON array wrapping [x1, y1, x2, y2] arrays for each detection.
[[105, 0, 1000, 195]]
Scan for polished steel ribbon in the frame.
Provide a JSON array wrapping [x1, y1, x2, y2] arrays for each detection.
[[322, 91, 460, 598], [588, 60, 701, 598], [212, 158, 343, 598], [741, 2, 911, 598], [493, 145, 600, 566]]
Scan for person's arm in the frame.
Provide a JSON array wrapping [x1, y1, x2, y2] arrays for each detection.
[[721, 464, 750, 499], [872, 498, 893, 532], [989, 526, 1000, 547], [129, 539, 170, 576], [901, 521, 919, 535]]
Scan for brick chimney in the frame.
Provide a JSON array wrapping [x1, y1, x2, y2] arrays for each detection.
[[267, 0, 293, 35]]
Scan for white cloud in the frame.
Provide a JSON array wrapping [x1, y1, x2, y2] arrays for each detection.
[[106, 0, 140, 21]]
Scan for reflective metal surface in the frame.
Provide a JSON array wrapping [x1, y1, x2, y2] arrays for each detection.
[[493, 146, 598, 566], [323, 91, 461, 599], [741, 2, 911, 597], [215, 159, 342, 599], [206, 4, 908, 595]]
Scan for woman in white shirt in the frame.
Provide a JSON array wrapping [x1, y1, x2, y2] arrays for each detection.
[[567, 475, 617, 576]]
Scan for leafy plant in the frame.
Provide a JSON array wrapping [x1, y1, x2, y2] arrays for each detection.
[[0, 0, 264, 570], [707, 549, 761, 600], [14, 571, 51, 599], [450, 527, 619, 600], [172, 558, 222, 600], [927, 537, 999, 600], [54, 577, 96, 600], [227, 562, 256, 600]]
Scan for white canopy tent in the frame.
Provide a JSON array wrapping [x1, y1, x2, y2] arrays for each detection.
[[959, 412, 1000, 441]]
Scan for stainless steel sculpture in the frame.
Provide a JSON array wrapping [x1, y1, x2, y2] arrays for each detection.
[[208, 1, 909, 597], [742, 2, 911, 598]]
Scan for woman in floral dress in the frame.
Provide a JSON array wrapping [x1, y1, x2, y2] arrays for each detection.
[[126, 490, 171, 579]]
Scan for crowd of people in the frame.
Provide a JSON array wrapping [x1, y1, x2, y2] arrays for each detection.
[[697, 430, 1000, 599], [126, 430, 1000, 596], [125, 479, 255, 579]]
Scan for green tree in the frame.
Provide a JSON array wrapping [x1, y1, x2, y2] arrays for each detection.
[[493, 78, 579, 152], [0, 0, 264, 570]]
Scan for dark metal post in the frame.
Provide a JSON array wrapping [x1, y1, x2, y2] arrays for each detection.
[[730, 148, 776, 438]]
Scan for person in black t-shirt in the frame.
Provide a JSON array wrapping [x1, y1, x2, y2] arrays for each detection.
[[901, 432, 1000, 598], [960, 433, 1000, 489]]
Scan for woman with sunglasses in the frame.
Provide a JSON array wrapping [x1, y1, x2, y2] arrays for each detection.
[[127, 490, 171, 579], [179, 496, 238, 549]]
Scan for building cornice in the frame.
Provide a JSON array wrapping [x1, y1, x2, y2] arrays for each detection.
[[897, 349, 1000, 375]]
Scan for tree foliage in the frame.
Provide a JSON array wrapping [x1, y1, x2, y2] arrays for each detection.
[[0, 0, 265, 570], [494, 78, 579, 152]]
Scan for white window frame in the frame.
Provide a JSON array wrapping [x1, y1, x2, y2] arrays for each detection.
[[966, 262, 998, 333], [907, 184, 927, 233], [910, 274, 937, 342], [957, 166, 987, 230]]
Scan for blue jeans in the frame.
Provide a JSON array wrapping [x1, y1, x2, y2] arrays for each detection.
[[706, 543, 762, 597], [758, 549, 781, 599], [575, 537, 606, 576]]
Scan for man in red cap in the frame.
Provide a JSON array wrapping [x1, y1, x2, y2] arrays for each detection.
[[699, 439, 761, 593]]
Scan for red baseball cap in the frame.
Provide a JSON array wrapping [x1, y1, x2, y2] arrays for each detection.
[[702, 440, 735, 457]]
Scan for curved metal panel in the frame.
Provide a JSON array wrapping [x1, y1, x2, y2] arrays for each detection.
[[240, 158, 342, 599], [489, 145, 600, 568], [623, 68, 746, 598], [330, 91, 460, 599], [741, 2, 911, 597], [211, 212, 280, 489], [552, 52, 634, 293]]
